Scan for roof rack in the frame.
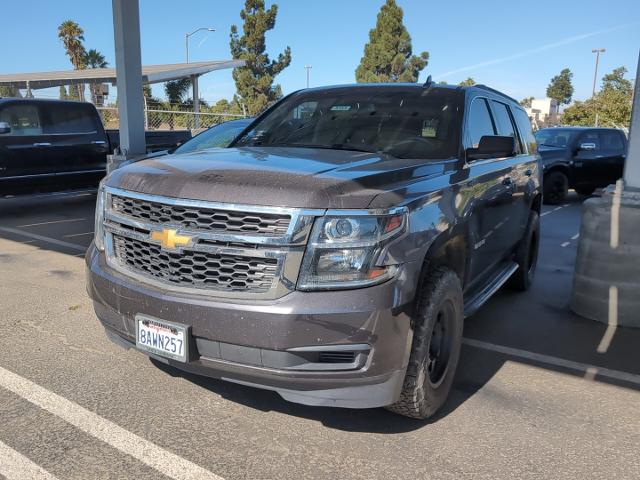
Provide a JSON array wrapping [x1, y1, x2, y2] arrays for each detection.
[[473, 84, 519, 104]]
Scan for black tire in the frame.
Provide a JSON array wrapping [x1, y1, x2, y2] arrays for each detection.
[[507, 210, 540, 291], [543, 170, 568, 205], [386, 267, 463, 419], [575, 186, 595, 196]]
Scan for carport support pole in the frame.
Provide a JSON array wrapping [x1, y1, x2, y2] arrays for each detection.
[[108, 0, 146, 173], [570, 51, 640, 328], [192, 75, 200, 130]]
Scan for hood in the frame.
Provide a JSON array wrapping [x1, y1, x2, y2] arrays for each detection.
[[106, 146, 447, 209], [537, 144, 569, 163]]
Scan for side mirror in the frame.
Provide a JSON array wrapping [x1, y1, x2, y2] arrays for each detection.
[[0, 122, 11, 134], [467, 135, 515, 161], [579, 142, 597, 151]]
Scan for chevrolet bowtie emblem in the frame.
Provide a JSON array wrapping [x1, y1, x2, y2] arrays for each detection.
[[150, 229, 192, 250]]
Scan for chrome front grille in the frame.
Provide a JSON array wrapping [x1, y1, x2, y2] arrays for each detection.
[[111, 194, 291, 236], [103, 187, 322, 300], [113, 235, 278, 293]]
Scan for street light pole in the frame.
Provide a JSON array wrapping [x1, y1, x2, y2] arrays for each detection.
[[591, 48, 605, 127], [185, 27, 215, 63], [304, 65, 312, 88], [591, 48, 605, 97]]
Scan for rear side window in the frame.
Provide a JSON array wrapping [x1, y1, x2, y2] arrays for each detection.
[[42, 103, 99, 134], [0, 104, 42, 136], [600, 131, 624, 151], [466, 98, 495, 148], [513, 108, 537, 154]]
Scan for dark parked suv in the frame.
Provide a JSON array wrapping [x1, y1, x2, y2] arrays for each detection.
[[86, 83, 542, 419], [535, 127, 627, 204]]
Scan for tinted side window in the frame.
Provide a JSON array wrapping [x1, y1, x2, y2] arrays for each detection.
[[490, 100, 521, 152], [43, 103, 99, 134], [600, 131, 624, 151], [466, 98, 495, 148], [578, 131, 600, 150], [513, 108, 537, 154], [0, 104, 42, 136]]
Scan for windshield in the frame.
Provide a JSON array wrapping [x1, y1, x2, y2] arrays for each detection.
[[233, 87, 463, 159], [174, 118, 252, 154], [535, 129, 574, 148]]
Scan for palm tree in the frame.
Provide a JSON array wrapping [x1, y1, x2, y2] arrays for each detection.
[[164, 79, 192, 129], [58, 20, 87, 100], [85, 49, 108, 105]]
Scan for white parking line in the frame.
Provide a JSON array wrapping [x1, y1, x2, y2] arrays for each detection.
[[561, 241, 570, 247], [462, 338, 640, 386], [16, 218, 86, 228], [0, 227, 87, 252], [571, 233, 580, 240], [64, 231, 94, 238], [0, 440, 60, 480], [0, 365, 224, 480]]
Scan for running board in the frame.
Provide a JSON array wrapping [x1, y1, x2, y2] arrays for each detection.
[[463, 262, 519, 318]]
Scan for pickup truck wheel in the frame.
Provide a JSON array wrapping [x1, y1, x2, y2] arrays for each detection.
[[543, 171, 568, 205], [507, 211, 540, 291], [386, 267, 463, 419]]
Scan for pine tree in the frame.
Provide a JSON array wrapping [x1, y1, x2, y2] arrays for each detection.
[[229, 0, 292, 115], [546, 68, 574, 106], [355, 0, 428, 83]]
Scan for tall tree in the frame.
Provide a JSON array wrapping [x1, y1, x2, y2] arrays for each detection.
[[458, 77, 476, 86], [58, 20, 87, 100], [562, 66, 634, 128], [546, 68, 574, 106], [355, 0, 428, 83], [85, 49, 108, 105], [229, 0, 292, 115], [59, 86, 69, 100], [520, 96, 534, 108], [601, 66, 633, 96], [164, 78, 192, 105]]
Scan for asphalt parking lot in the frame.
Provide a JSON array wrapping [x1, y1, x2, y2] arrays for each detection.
[[0, 191, 639, 480]]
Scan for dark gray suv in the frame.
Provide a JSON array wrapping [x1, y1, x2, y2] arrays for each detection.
[[86, 83, 541, 419]]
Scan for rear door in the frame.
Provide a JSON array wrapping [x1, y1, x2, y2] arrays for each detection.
[[573, 130, 602, 186], [488, 100, 536, 250], [40, 102, 108, 182], [597, 129, 626, 185], [0, 101, 51, 188]]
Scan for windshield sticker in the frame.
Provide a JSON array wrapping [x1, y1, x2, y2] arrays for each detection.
[[422, 119, 439, 138], [330, 105, 352, 111]]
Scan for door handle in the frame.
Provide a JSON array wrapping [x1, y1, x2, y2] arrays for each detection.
[[33, 142, 52, 147], [524, 169, 532, 176], [502, 177, 513, 186], [91, 140, 107, 145]]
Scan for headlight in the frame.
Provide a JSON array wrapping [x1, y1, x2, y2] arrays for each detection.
[[94, 182, 106, 251], [297, 210, 407, 290]]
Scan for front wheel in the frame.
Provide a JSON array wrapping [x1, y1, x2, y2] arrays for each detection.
[[543, 171, 568, 205], [386, 267, 463, 419]]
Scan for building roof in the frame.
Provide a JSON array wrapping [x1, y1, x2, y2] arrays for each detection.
[[0, 60, 245, 90]]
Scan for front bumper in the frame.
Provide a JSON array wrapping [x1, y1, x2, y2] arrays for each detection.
[[86, 244, 418, 408]]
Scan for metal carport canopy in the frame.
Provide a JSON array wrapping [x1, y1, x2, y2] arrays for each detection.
[[0, 60, 245, 90]]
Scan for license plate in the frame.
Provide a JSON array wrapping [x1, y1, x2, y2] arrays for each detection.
[[135, 315, 188, 362]]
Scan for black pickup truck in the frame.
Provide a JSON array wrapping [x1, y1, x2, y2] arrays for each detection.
[[0, 98, 190, 195], [87, 83, 542, 419], [535, 127, 627, 204]]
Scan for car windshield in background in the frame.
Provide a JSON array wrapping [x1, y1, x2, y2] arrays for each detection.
[[535, 129, 574, 148], [174, 118, 253, 154], [233, 87, 463, 159]]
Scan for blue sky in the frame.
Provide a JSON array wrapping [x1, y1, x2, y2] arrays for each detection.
[[2, 0, 639, 104]]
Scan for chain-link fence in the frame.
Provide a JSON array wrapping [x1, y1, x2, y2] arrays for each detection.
[[97, 106, 247, 133]]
